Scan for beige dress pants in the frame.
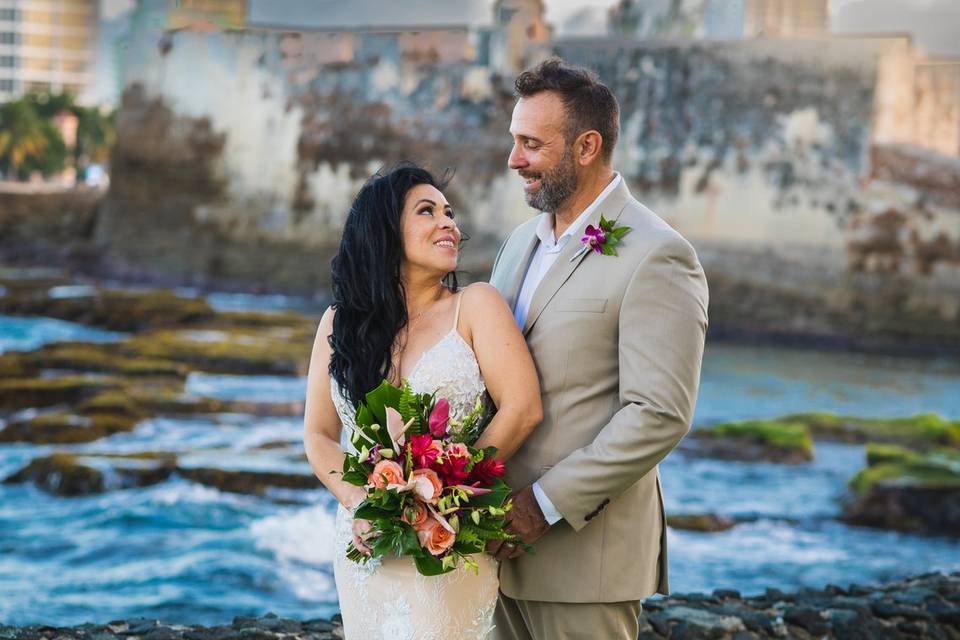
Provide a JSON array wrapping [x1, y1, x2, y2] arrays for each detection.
[[493, 591, 642, 640]]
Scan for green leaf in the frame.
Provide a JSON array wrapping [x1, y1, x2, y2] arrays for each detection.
[[414, 553, 449, 576], [610, 225, 631, 240], [399, 524, 420, 555], [364, 380, 402, 426]]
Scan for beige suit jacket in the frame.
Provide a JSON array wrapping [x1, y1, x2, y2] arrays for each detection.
[[489, 178, 709, 603]]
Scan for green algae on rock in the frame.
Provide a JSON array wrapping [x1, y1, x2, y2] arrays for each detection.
[[842, 444, 960, 536], [689, 420, 815, 464], [21, 341, 188, 378], [3, 452, 178, 496], [122, 327, 310, 375], [175, 466, 319, 497], [783, 412, 960, 450], [0, 411, 140, 444], [667, 513, 738, 532], [0, 375, 125, 411], [0, 287, 217, 332]]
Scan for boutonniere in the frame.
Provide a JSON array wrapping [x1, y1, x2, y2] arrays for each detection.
[[570, 215, 632, 262]]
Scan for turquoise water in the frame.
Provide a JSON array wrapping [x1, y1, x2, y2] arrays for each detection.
[[0, 314, 126, 354], [1, 314, 959, 626]]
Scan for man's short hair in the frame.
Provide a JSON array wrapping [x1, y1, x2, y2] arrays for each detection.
[[514, 57, 620, 163]]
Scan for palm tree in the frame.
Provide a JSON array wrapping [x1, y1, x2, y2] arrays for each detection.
[[0, 100, 50, 180]]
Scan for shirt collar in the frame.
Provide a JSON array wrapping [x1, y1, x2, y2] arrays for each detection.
[[535, 172, 622, 251]]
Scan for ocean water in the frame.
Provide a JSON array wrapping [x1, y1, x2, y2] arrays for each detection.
[[1, 314, 959, 626]]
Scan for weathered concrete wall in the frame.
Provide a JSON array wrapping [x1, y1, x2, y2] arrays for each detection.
[[82, 25, 960, 349], [0, 184, 105, 269]]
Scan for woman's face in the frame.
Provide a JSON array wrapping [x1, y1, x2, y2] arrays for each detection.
[[400, 183, 460, 278]]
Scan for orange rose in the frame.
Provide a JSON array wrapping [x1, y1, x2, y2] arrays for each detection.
[[401, 500, 428, 528], [368, 459, 405, 489], [416, 516, 456, 556], [410, 468, 444, 504]]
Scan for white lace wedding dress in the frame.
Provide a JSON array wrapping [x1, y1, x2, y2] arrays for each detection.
[[330, 293, 499, 639]]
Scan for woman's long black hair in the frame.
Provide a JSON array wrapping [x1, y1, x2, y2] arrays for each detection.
[[329, 163, 459, 407]]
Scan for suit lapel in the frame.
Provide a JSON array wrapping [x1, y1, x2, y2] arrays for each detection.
[[522, 180, 632, 336], [498, 223, 539, 311]]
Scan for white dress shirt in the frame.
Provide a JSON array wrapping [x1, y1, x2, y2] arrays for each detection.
[[513, 173, 622, 524]]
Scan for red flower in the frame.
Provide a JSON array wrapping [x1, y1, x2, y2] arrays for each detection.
[[408, 433, 441, 469], [469, 457, 505, 486], [434, 453, 470, 486]]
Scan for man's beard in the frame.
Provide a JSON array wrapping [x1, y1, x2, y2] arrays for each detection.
[[521, 146, 578, 213]]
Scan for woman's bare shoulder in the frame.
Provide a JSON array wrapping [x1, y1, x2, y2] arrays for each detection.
[[459, 282, 509, 310]]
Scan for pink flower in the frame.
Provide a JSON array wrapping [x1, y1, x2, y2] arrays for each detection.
[[367, 459, 405, 489], [445, 442, 469, 460], [416, 516, 456, 556], [386, 406, 407, 451], [408, 433, 442, 469], [428, 398, 450, 437], [409, 468, 444, 504]]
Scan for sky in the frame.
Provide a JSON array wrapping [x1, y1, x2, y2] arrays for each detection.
[[99, 0, 960, 57]]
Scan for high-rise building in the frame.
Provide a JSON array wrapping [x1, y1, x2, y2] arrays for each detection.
[[704, 0, 828, 39], [742, 0, 828, 38], [0, 0, 99, 102]]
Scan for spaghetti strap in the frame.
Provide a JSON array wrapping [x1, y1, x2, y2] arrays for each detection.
[[451, 291, 464, 333]]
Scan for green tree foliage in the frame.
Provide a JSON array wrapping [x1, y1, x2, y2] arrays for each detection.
[[0, 100, 52, 179], [0, 91, 115, 181]]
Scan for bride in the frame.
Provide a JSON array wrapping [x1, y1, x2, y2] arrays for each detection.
[[302, 164, 543, 639]]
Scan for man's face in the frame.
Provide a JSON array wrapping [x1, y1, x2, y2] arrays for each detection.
[[508, 91, 579, 213]]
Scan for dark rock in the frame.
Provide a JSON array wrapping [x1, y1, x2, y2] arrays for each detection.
[[3, 453, 177, 496], [301, 619, 335, 633], [784, 605, 829, 636], [235, 628, 277, 640], [764, 587, 789, 603], [176, 466, 317, 496], [646, 612, 670, 636], [713, 588, 742, 600], [0, 375, 124, 413], [667, 513, 738, 533], [119, 618, 160, 635], [687, 419, 815, 464], [830, 596, 873, 617], [870, 600, 934, 620], [738, 612, 776, 635], [141, 627, 183, 640]]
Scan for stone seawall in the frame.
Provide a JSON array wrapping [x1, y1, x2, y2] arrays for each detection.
[[2, 572, 957, 639]]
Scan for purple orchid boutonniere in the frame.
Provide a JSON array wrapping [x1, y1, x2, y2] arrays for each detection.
[[571, 215, 632, 261]]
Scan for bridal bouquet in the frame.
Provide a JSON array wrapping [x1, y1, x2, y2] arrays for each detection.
[[339, 380, 526, 576]]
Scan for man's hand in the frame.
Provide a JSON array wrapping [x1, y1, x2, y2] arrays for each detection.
[[486, 484, 550, 561]]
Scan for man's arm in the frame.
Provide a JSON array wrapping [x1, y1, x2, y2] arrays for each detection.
[[537, 236, 709, 532]]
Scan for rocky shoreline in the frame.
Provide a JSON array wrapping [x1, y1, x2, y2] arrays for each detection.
[[2, 572, 958, 639]]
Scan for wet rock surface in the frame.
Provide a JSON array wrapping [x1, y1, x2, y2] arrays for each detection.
[[685, 419, 815, 464], [842, 444, 960, 536], [2, 574, 958, 639]]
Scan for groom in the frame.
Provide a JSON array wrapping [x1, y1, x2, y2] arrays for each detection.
[[488, 58, 709, 638]]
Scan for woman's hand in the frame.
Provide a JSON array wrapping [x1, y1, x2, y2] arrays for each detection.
[[352, 517, 374, 556], [342, 485, 367, 512]]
